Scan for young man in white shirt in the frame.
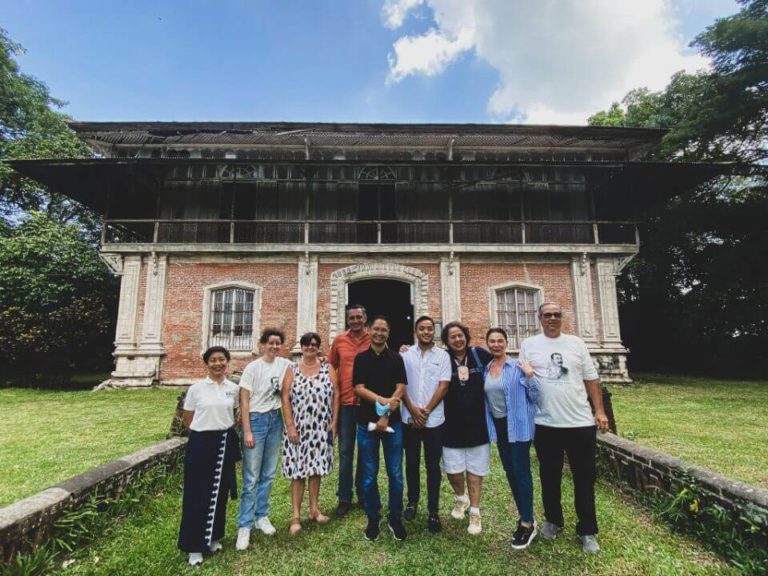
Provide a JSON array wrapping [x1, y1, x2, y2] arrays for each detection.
[[400, 315, 451, 533], [519, 303, 609, 554]]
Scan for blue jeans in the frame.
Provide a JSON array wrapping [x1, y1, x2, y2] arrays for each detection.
[[357, 422, 404, 522], [337, 405, 365, 504], [237, 409, 282, 528], [493, 417, 534, 524]]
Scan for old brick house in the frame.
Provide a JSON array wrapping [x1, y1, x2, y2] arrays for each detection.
[[14, 122, 719, 386]]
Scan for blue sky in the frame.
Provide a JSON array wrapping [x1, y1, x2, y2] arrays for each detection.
[[2, 0, 739, 125]]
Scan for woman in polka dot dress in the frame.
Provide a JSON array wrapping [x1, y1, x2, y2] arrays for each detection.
[[281, 332, 339, 534]]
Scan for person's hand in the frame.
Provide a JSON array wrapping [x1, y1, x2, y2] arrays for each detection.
[[388, 397, 400, 412], [399, 344, 410, 354], [411, 408, 428, 429], [329, 422, 338, 436], [375, 416, 390, 433], [243, 431, 255, 449], [520, 360, 534, 379], [595, 410, 610, 433], [287, 424, 300, 444]]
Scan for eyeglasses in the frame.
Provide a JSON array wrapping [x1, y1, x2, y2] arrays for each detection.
[[541, 312, 562, 319]]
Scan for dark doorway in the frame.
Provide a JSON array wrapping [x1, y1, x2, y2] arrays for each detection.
[[348, 279, 413, 350]]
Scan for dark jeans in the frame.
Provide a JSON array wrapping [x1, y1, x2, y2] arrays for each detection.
[[534, 424, 598, 536], [337, 405, 365, 504], [493, 417, 534, 523], [403, 423, 444, 515], [357, 422, 404, 522]]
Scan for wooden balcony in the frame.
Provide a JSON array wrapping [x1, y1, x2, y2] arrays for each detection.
[[102, 219, 639, 248]]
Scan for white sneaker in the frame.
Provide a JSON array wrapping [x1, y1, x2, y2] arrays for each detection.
[[451, 496, 470, 520], [236, 527, 251, 551], [581, 534, 601, 554], [468, 511, 482, 535], [255, 516, 277, 536], [188, 552, 203, 566], [208, 540, 223, 553]]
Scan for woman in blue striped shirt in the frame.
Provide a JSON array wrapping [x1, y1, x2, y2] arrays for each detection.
[[484, 327, 540, 550]]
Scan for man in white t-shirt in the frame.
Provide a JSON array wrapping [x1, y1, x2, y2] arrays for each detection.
[[519, 302, 609, 554], [236, 329, 292, 550]]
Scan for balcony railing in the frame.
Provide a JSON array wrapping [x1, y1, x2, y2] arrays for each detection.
[[102, 219, 639, 246]]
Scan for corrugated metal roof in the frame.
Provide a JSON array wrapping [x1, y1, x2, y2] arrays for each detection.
[[69, 122, 664, 152]]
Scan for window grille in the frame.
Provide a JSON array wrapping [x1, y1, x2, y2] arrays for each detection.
[[209, 288, 254, 351], [495, 287, 540, 349]]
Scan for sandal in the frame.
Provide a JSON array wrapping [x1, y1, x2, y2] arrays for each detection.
[[289, 517, 302, 535], [310, 512, 330, 524]]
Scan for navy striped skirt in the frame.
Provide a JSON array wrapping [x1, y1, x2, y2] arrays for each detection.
[[178, 428, 241, 553]]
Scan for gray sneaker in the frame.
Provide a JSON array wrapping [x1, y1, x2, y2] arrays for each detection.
[[580, 534, 601, 553], [540, 521, 562, 540]]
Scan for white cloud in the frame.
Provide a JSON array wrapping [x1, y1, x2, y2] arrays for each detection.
[[382, 0, 424, 29], [387, 27, 475, 82], [384, 0, 711, 124]]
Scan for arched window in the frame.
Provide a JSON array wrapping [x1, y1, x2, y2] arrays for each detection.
[[207, 286, 257, 351], [494, 285, 541, 349]]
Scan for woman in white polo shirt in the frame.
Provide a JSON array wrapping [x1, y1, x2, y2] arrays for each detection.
[[178, 346, 240, 567]]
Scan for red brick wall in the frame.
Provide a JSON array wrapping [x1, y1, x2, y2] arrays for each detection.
[[459, 260, 575, 347], [160, 260, 298, 380], [156, 257, 579, 381]]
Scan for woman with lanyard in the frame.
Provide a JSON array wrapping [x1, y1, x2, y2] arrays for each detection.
[[178, 346, 241, 566], [440, 321, 493, 535], [484, 328, 540, 550]]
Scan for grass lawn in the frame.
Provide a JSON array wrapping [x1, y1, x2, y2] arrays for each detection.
[[609, 373, 768, 489], [0, 387, 182, 506], [55, 456, 736, 576]]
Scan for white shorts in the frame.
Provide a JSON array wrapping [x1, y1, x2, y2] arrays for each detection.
[[441, 444, 490, 476]]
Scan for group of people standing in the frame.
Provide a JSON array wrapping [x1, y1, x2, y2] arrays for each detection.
[[177, 302, 610, 566]]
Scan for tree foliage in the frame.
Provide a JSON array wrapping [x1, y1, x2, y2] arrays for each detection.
[[0, 27, 93, 227], [0, 29, 115, 382], [589, 0, 768, 377], [0, 213, 118, 379]]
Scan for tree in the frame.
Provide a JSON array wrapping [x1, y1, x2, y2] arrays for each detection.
[[0, 213, 118, 381], [0, 27, 93, 227], [0, 29, 115, 383], [589, 0, 768, 378]]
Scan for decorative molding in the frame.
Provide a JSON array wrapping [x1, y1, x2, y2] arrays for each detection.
[[570, 254, 597, 342], [440, 256, 461, 323], [596, 257, 623, 343], [114, 256, 142, 350], [329, 263, 429, 341], [294, 256, 318, 352], [99, 253, 124, 274], [139, 254, 167, 349]]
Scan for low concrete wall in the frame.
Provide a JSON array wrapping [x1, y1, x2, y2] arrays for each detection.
[[597, 433, 768, 545], [0, 437, 187, 562]]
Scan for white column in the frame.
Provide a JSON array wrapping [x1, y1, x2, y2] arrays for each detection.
[[114, 255, 141, 352], [596, 257, 623, 345], [570, 253, 597, 343], [139, 253, 167, 353], [294, 255, 318, 352], [440, 255, 461, 323]]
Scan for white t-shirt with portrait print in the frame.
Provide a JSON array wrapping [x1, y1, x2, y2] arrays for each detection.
[[238, 356, 292, 413], [519, 333, 599, 428]]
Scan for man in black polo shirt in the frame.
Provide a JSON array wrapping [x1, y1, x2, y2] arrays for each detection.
[[353, 315, 407, 542]]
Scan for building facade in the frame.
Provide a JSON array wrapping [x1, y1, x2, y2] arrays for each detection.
[[15, 122, 717, 386]]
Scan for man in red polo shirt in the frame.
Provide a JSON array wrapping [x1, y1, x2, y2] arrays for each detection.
[[330, 304, 371, 517]]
